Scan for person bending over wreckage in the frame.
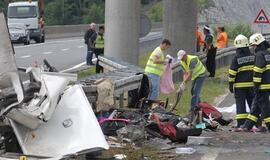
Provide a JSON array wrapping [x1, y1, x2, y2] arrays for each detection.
[[177, 50, 206, 120]]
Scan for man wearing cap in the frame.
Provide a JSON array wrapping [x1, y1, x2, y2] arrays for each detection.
[[203, 25, 216, 77], [177, 50, 207, 111]]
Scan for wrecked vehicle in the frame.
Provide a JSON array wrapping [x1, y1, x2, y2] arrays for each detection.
[[0, 13, 108, 159]]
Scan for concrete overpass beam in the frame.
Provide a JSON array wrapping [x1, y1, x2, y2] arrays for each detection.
[[105, 0, 140, 65], [163, 0, 197, 55]]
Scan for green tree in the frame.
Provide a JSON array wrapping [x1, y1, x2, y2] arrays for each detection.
[[0, 0, 9, 15], [82, 3, 104, 24], [149, 2, 162, 22], [45, 0, 64, 25]]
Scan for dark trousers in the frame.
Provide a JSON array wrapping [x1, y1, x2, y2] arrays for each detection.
[[94, 48, 104, 73], [244, 91, 270, 131], [234, 88, 254, 127], [205, 47, 216, 77], [86, 47, 94, 65]]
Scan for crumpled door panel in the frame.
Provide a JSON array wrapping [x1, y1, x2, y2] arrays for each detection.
[[10, 85, 109, 158]]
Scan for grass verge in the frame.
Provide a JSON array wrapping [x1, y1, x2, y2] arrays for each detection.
[[159, 67, 228, 116], [78, 66, 96, 79]]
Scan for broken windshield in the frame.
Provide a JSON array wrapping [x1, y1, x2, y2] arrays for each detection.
[[8, 6, 37, 18]]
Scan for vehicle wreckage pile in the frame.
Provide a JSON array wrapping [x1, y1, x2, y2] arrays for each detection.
[[96, 99, 232, 151], [0, 12, 233, 159]]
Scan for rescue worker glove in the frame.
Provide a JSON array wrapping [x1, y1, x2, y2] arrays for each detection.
[[229, 83, 234, 93], [166, 55, 174, 64]]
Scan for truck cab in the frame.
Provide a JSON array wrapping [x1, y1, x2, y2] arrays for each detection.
[[7, 1, 45, 43]]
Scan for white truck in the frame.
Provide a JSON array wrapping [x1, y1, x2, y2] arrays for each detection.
[[7, 1, 45, 43]]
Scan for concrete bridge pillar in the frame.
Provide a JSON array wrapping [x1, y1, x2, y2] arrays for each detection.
[[163, 0, 197, 55], [105, 0, 140, 65]]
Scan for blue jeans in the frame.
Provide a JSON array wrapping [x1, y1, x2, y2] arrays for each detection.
[[147, 73, 160, 100], [191, 76, 205, 111], [86, 49, 94, 65]]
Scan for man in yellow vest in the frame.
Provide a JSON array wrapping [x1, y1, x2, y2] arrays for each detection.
[[145, 39, 171, 100], [177, 50, 206, 111], [94, 26, 105, 73]]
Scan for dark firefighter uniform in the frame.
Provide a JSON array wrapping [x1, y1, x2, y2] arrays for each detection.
[[229, 48, 255, 127], [244, 41, 270, 131]]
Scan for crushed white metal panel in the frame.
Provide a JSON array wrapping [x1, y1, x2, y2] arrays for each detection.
[[0, 13, 24, 103], [6, 71, 72, 129], [10, 85, 109, 158]]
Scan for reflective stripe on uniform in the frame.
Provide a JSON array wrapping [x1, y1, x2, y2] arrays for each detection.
[[229, 77, 235, 82], [260, 84, 270, 90], [253, 77, 262, 83], [254, 66, 264, 73], [247, 114, 258, 122], [266, 64, 270, 70], [234, 82, 254, 88], [264, 117, 270, 123], [229, 69, 237, 75], [236, 113, 248, 119], [237, 65, 254, 72]]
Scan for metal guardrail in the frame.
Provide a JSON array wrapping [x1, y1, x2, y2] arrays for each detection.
[[79, 33, 270, 108], [171, 33, 270, 82], [80, 56, 144, 108]]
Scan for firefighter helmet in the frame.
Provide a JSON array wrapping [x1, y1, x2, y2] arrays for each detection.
[[249, 33, 265, 46], [234, 34, 249, 48]]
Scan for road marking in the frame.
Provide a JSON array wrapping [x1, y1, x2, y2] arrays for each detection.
[[60, 58, 97, 73], [60, 62, 86, 73], [42, 51, 53, 55], [78, 45, 84, 48], [14, 38, 83, 49], [20, 55, 31, 59], [61, 48, 69, 51]]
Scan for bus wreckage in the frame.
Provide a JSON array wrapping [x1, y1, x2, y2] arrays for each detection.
[[0, 13, 108, 159]]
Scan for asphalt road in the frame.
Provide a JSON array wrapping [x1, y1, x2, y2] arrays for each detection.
[[14, 31, 162, 71]]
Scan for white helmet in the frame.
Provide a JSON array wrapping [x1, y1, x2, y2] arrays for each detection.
[[249, 33, 265, 45], [234, 34, 249, 48]]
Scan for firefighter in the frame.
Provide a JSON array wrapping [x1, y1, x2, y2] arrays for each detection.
[[241, 33, 270, 132], [229, 34, 255, 128]]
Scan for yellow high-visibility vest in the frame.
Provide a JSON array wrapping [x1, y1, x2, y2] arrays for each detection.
[[95, 34, 104, 49], [180, 55, 206, 80], [145, 47, 165, 76]]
